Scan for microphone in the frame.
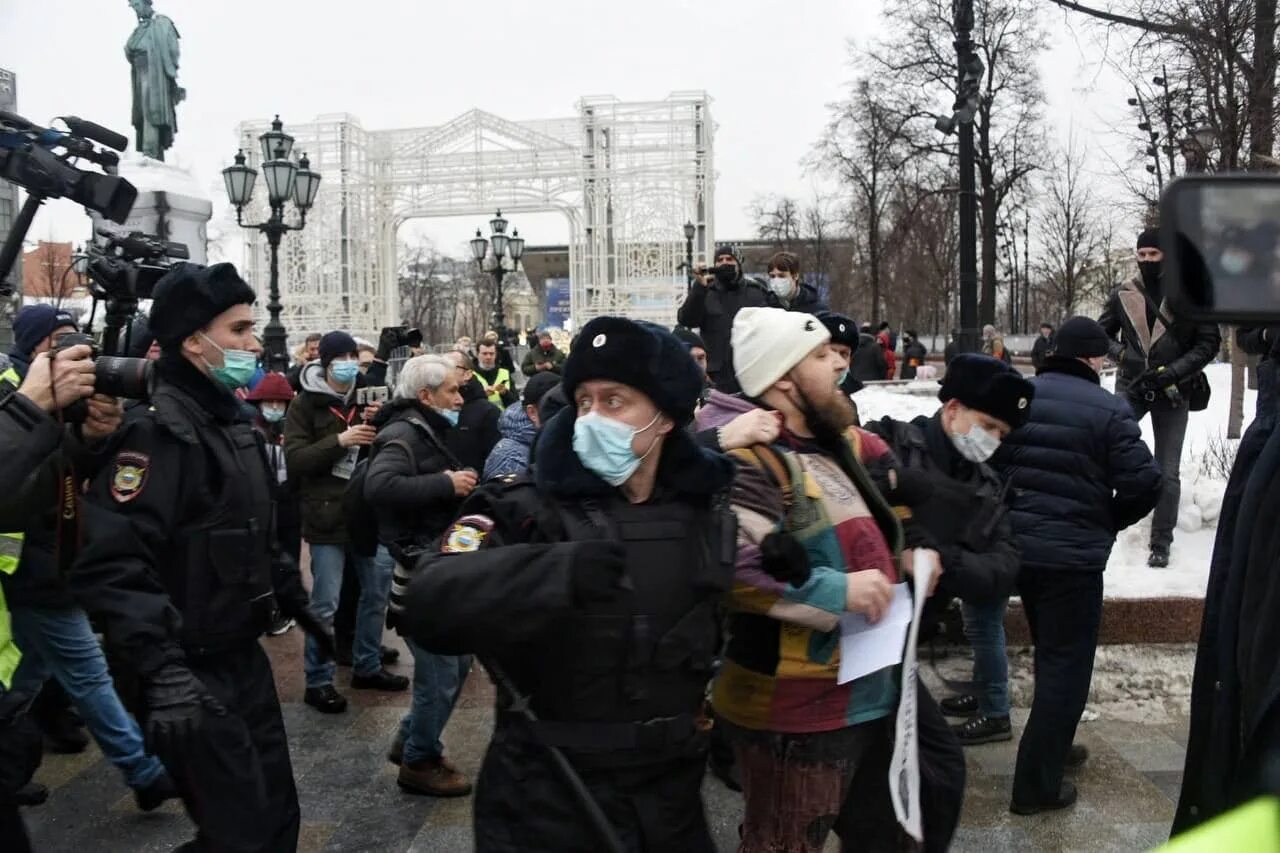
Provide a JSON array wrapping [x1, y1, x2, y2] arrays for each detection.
[[61, 116, 129, 153]]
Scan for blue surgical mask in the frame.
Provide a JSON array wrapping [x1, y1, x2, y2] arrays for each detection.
[[436, 408, 460, 427], [200, 334, 258, 391], [837, 368, 850, 387], [572, 411, 661, 486], [261, 407, 286, 424], [330, 360, 360, 385]]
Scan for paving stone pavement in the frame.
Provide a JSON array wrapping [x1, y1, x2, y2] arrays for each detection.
[[23, 631, 1190, 852]]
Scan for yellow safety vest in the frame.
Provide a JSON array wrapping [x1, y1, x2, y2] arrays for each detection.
[[1161, 797, 1280, 852], [0, 366, 25, 687], [485, 367, 512, 408]]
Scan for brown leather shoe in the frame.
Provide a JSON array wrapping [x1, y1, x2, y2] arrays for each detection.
[[397, 757, 473, 797]]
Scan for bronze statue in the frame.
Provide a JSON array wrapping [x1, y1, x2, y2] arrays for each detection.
[[125, 0, 184, 161]]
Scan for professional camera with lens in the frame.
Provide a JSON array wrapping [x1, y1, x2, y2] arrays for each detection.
[[384, 325, 424, 350], [51, 332, 154, 423], [87, 229, 190, 305]]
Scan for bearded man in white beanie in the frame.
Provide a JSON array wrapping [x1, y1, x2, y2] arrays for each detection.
[[697, 307, 940, 851]]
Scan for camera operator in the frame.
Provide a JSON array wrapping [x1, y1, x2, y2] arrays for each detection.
[[676, 246, 769, 394], [0, 339, 101, 852], [0, 306, 180, 812]]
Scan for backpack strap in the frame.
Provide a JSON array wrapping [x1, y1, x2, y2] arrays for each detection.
[[404, 415, 465, 469]]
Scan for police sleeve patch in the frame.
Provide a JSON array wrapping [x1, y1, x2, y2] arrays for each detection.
[[110, 451, 150, 503], [441, 514, 496, 553]]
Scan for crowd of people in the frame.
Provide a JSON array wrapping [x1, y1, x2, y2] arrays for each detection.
[[0, 229, 1268, 852]]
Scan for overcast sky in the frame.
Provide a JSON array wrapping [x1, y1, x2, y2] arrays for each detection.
[[1, 0, 1139, 258]]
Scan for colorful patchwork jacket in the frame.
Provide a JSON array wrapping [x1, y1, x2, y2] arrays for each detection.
[[696, 392, 919, 733]]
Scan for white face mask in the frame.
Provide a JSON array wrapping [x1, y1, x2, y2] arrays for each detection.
[[768, 275, 795, 300], [949, 421, 1002, 463]]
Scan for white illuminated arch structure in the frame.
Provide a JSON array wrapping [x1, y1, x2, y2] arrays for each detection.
[[233, 92, 715, 341]]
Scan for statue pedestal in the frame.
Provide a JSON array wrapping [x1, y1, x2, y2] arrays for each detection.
[[92, 152, 212, 264]]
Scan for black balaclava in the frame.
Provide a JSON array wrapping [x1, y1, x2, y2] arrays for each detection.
[[1136, 228, 1163, 305]]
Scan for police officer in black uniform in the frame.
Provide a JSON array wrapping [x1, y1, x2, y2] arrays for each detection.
[[403, 317, 736, 852], [70, 263, 333, 853]]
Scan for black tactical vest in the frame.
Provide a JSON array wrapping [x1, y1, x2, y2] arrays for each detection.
[[517, 488, 736, 766], [154, 386, 276, 654]]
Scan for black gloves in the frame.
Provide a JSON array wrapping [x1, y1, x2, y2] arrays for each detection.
[[142, 662, 225, 754], [1132, 367, 1178, 400], [294, 609, 337, 663], [760, 531, 811, 587], [570, 540, 629, 604], [377, 326, 404, 361]]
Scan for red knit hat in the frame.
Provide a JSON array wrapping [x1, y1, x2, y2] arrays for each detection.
[[245, 372, 295, 402]]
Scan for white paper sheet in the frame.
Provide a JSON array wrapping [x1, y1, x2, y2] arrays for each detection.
[[888, 550, 937, 843], [836, 583, 912, 685]]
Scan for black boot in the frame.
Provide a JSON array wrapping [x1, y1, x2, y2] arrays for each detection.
[[953, 714, 1012, 745], [351, 668, 409, 692], [939, 694, 979, 718], [1148, 546, 1170, 568], [1011, 781, 1078, 815]]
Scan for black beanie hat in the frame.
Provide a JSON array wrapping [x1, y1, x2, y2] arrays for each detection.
[[713, 245, 739, 263], [1053, 316, 1112, 359], [671, 325, 707, 351], [562, 316, 704, 426], [939, 354, 1035, 430], [150, 262, 256, 349], [1137, 228, 1160, 250], [318, 331, 358, 366], [522, 371, 561, 408], [816, 311, 859, 348]]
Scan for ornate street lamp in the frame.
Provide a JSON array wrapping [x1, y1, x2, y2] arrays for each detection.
[[472, 210, 524, 345], [222, 115, 321, 372], [682, 221, 696, 284]]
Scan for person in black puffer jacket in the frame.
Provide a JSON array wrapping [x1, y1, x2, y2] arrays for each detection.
[[900, 330, 929, 380], [867, 354, 1030, 751], [364, 353, 477, 797], [851, 327, 889, 383], [444, 351, 502, 472], [991, 317, 1162, 816], [763, 251, 829, 314], [1099, 228, 1221, 567]]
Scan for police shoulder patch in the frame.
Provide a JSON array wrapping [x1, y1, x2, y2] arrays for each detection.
[[111, 451, 150, 503], [441, 514, 496, 553]]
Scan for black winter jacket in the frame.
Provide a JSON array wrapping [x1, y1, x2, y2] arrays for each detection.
[[0, 367, 112, 609], [866, 413, 1020, 603], [365, 401, 463, 557], [900, 340, 929, 380], [449, 377, 501, 472], [676, 273, 770, 392], [1031, 334, 1055, 370], [766, 281, 829, 314], [1099, 275, 1221, 405], [990, 357, 1163, 572], [851, 333, 888, 383]]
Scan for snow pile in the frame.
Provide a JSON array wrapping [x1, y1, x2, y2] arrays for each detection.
[[853, 363, 1250, 600]]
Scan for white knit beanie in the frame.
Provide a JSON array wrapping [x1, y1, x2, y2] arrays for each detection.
[[731, 307, 831, 397]]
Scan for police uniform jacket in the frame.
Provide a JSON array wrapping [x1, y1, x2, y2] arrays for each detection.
[[402, 408, 736, 851], [70, 356, 311, 678]]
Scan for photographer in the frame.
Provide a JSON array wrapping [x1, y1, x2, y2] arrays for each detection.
[[676, 245, 769, 393], [0, 307, 178, 810]]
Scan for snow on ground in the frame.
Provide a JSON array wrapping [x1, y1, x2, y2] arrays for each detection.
[[853, 363, 1250, 600]]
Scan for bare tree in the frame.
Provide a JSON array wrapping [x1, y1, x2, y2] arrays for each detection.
[[815, 78, 919, 324], [749, 195, 803, 250], [1034, 137, 1110, 319], [867, 0, 1048, 327]]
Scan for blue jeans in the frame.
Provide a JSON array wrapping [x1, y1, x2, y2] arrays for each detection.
[[305, 543, 392, 687], [398, 640, 470, 765], [960, 597, 1010, 718], [11, 606, 165, 790]]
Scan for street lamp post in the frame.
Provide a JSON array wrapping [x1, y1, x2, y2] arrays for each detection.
[[683, 221, 696, 285], [222, 115, 322, 372], [470, 210, 525, 346]]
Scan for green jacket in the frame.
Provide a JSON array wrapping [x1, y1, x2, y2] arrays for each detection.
[[521, 345, 566, 378]]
